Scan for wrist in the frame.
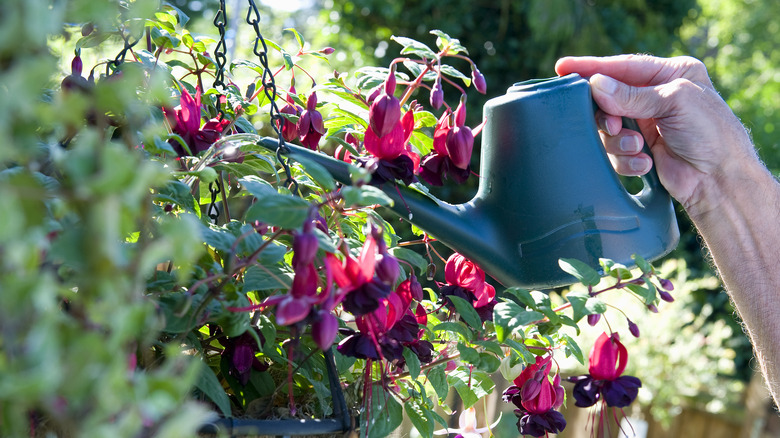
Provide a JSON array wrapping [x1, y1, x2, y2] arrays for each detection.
[[685, 151, 776, 223]]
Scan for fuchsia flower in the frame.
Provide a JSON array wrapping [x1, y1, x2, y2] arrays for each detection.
[[569, 332, 642, 409], [419, 99, 474, 185], [444, 253, 495, 308], [279, 86, 302, 142], [360, 71, 421, 185], [502, 355, 567, 437], [298, 91, 325, 149], [163, 87, 230, 156], [433, 407, 501, 438], [218, 331, 269, 386]]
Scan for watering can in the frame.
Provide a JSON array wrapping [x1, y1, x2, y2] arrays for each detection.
[[255, 73, 679, 289]]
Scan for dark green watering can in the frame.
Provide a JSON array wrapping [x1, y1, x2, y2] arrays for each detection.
[[255, 73, 679, 289]]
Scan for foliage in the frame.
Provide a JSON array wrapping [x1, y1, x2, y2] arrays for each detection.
[[2, 1, 687, 437], [675, 0, 780, 171]]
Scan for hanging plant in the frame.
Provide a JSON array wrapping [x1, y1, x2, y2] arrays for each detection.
[[3, 1, 678, 437]]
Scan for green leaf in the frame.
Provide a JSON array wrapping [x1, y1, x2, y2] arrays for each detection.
[[196, 363, 232, 417], [363, 388, 403, 438], [284, 27, 305, 50], [447, 295, 483, 329], [559, 258, 601, 286], [390, 36, 437, 59], [339, 185, 393, 208], [632, 254, 654, 274], [493, 301, 543, 341], [456, 343, 481, 365], [154, 180, 197, 213], [505, 287, 535, 308], [426, 365, 449, 399], [403, 348, 422, 380], [430, 30, 468, 55], [389, 247, 427, 275], [438, 64, 471, 87], [432, 321, 473, 341], [505, 339, 536, 364], [447, 368, 494, 408], [560, 333, 585, 364], [566, 290, 607, 323], [243, 265, 292, 291], [405, 401, 435, 438], [264, 38, 294, 70], [243, 182, 311, 229], [477, 353, 501, 373], [290, 155, 336, 191], [625, 282, 658, 304]]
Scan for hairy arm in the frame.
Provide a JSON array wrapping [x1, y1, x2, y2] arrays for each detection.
[[557, 54, 780, 406]]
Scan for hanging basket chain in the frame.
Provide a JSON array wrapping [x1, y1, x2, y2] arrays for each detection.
[[245, 0, 299, 197], [213, 0, 228, 90], [207, 182, 221, 224]]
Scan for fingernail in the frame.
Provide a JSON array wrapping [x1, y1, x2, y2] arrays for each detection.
[[591, 74, 618, 94], [620, 135, 641, 152], [629, 157, 650, 172]]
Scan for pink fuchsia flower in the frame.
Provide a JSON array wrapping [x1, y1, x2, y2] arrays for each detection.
[[298, 91, 325, 150], [444, 253, 495, 308], [279, 86, 302, 142], [445, 98, 474, 169], [326, 235, 391, 316], [569, 332, 642, 409], [433, 407, 501, 438], [470, 64, 487, 94], [162, 87, 231, 156], [369, 70, 401, 137], [502, 355, 567, 437]]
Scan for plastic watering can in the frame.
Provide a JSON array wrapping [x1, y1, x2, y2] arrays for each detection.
[[255, 73, 679, 289]]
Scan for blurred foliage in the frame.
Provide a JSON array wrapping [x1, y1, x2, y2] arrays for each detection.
[[675, 0, 780, 172]]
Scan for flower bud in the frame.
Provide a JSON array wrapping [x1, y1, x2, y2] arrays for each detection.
[[445, 125, 474, 169], [409, 274, 423, 301], [471, 65, 486, 94], [429, 79, 443, 109], [369, 93, 402, 138], [81, 22, 94, 37], [659, 278, 674, 291], [454, 96, 467, 127], [647, 303, 659, 313], [385, 67, 397, 95], [375, 253, 400, 286], [659, 290, 675, 303], [587, 313, 601, 326], [319, 47, 335, 55], [292, 231, 319, 268], [71, 56, 83, 76], [426, 263, 436, 281], [276, 296, 310, 326], [627, 319, 640, 338], [312, 310, 339, 350]]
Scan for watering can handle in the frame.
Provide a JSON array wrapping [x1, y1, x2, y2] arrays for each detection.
[[620, 117, 667, 202]]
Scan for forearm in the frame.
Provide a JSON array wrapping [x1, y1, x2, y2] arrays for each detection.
[[687, 156, 780, 406]]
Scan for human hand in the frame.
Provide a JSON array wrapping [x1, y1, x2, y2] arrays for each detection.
[[555, 55, 756, 214]]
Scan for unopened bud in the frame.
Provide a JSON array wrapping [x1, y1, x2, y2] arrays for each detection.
[[627, 319, 640, 338], [429, 79, 443, 109], [471, 65, 486, 94], [647, 303, 659, 313], [409, 275, 423, 301], [292, 231, 319, 268], [659, 278, 674, 291], [445, 125, 474, 169], [369, 93, 401, 138], [587, 313, 601, 326], [426, 263, 436, 281], [71, 56, 83, 76], [375, 254, 400, 286], [319, 47, 335, 55], [81, 22, 95, 37], [659, 290, 675, 303]]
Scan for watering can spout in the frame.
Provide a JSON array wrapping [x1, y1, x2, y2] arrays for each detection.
[[256, 73, 678, 289]]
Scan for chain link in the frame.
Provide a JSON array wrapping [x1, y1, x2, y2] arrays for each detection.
[[213, 0, 228, 89], [207, 182, 221, 224], [245, 0, 299, 197]]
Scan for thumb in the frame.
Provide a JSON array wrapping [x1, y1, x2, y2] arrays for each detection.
[[590, 74, 670, 120]]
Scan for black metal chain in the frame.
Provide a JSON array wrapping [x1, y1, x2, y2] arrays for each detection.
[[213, 0, 228, 89], [245, 0, 299, 197], [207, 182, 221, 223]]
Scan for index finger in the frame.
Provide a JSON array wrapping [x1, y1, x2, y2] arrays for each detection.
[[555, 54, 712, 88]]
